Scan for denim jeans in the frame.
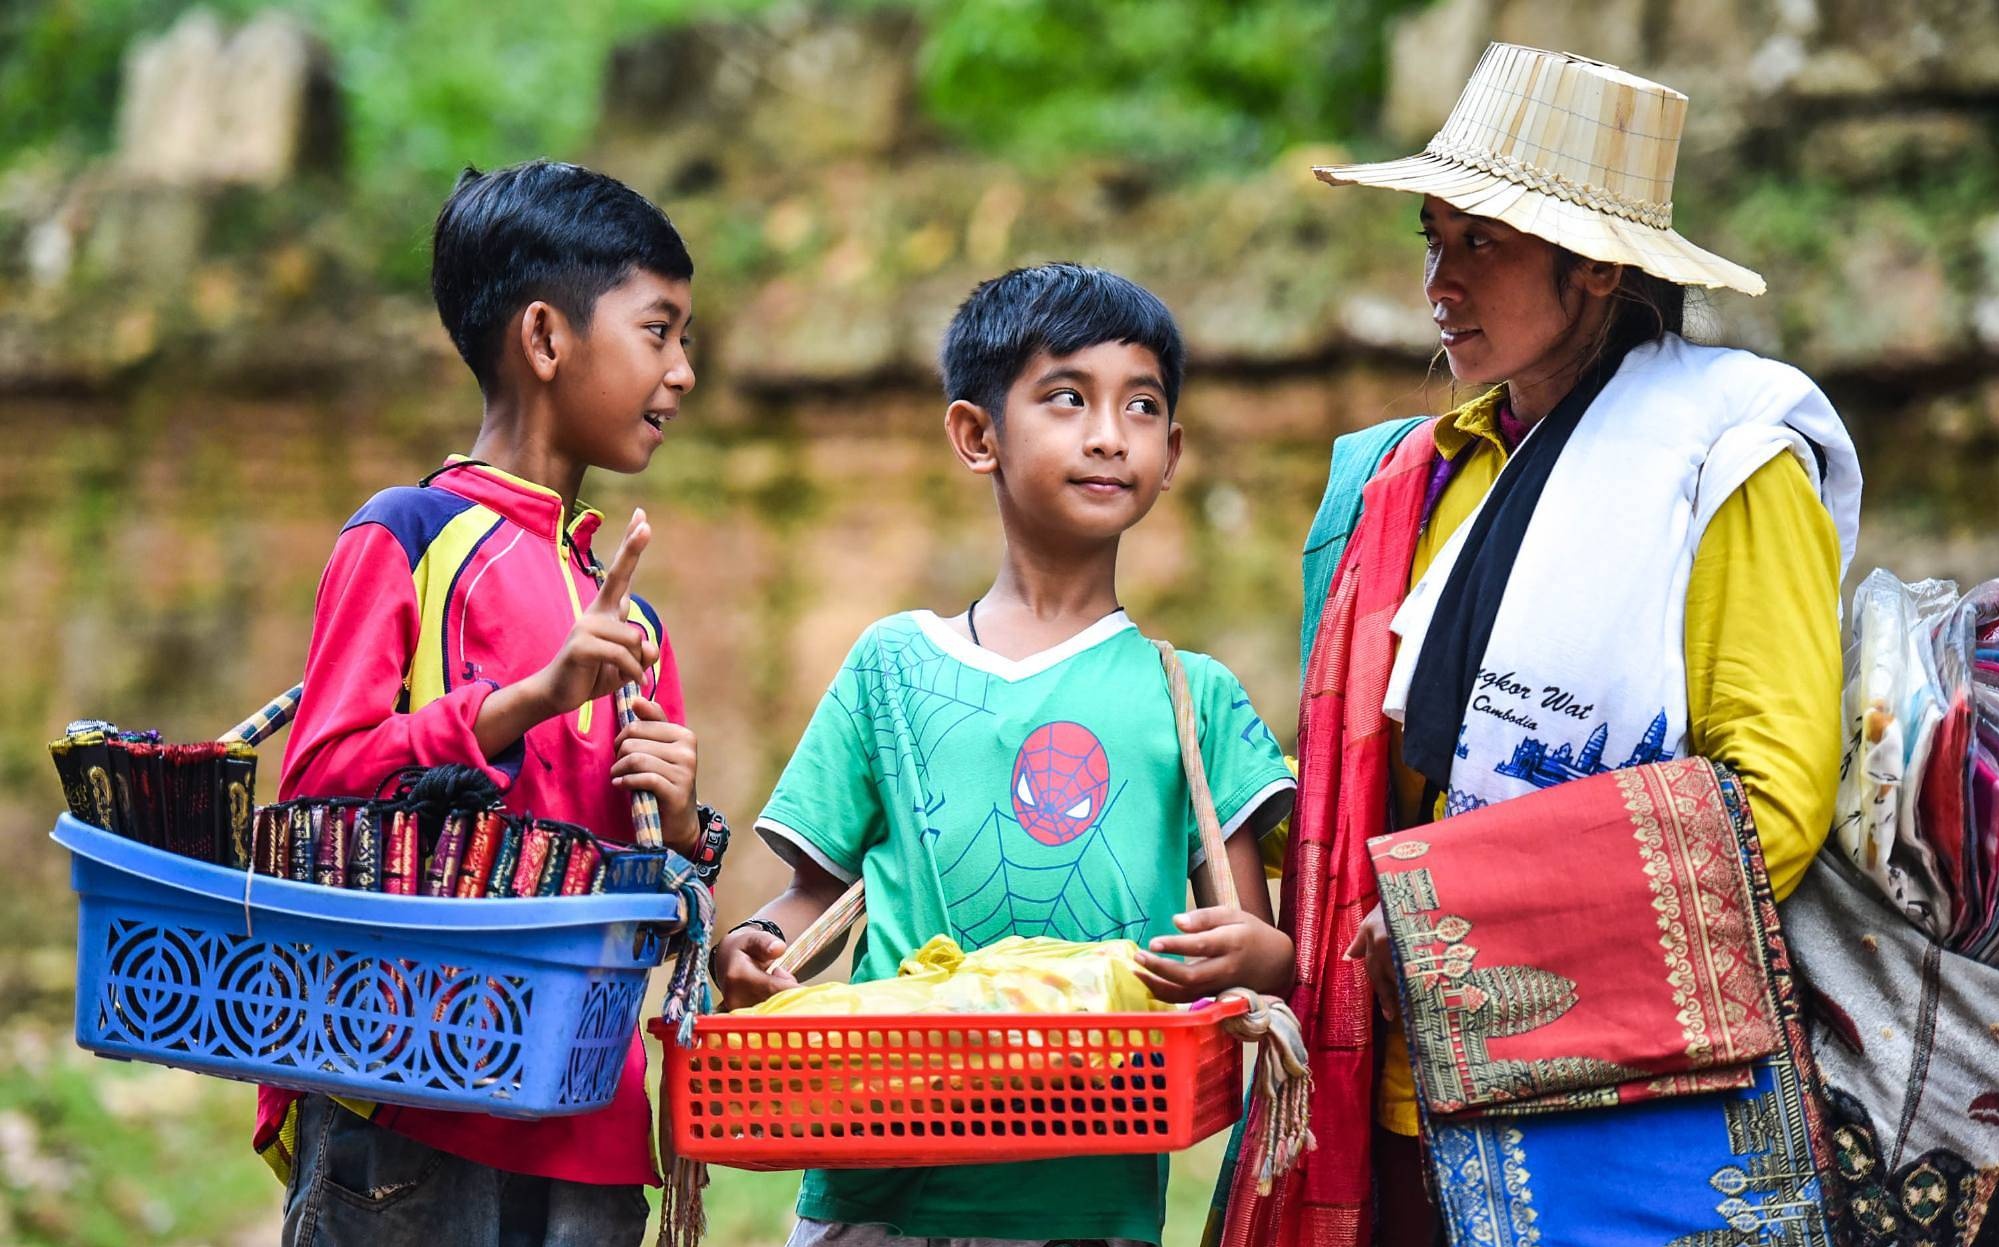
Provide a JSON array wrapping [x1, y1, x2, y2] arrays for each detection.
[[281, 1096, 650, 1247]]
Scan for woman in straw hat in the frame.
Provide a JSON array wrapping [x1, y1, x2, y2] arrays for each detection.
[[1214, 44, 1863, 1247]]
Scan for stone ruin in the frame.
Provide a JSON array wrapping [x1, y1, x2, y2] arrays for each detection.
[[115, 8, 342, 187]]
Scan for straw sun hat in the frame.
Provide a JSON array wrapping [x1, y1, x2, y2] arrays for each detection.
[[1318, 42, 1764, 296]]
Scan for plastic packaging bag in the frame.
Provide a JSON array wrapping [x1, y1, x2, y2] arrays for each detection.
[[1834, 569, 1957, 936], [1836, 571, 1954, 931]]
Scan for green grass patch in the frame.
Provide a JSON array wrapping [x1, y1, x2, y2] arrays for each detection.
[[1, 1017, 1236, 1247], [0, 1023, 274, 1247]]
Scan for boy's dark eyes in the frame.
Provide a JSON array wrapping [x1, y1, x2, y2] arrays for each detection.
[[1045, 389, 1162, 414]]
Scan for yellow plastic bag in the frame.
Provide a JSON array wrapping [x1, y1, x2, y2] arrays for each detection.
[[744, 934, 1171, 1017]]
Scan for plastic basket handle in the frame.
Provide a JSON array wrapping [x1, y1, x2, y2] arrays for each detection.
[[772, 637, 1235, 978]]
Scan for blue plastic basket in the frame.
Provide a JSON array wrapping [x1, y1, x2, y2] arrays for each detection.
[[53, 814, 685, 1117]]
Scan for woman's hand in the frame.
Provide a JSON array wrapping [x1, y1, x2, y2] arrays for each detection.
[[1345, 902, 1400, 1021], [1134, 907, 1295, 1003]]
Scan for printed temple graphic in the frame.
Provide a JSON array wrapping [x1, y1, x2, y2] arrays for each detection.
[[1495, 711, 1674, 789]]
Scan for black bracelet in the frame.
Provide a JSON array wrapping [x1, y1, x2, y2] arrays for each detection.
[[730, 916, 784, 943]]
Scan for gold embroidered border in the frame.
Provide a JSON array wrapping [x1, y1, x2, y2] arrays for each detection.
[[1618, 761, 1775, 1071], [1619, 764, 1716, 1065]]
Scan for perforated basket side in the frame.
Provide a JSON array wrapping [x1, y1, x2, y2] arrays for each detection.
[[659, 1001, 1247, 1169], [58, 816, 666, 1117]]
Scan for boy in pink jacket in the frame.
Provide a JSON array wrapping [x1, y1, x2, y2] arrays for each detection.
[[264, 160, 708, 1247]]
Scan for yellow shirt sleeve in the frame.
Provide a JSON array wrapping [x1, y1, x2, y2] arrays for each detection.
[[1683, 452, 1844, 902]]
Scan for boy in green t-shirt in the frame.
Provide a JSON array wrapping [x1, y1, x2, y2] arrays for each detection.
[[712, 263, 1298, 1247]]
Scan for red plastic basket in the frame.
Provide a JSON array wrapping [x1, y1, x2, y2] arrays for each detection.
[[654, 996, 1247, 1170]]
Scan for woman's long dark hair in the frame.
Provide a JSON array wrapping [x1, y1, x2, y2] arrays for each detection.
[[1554, 249, 1689, 375]]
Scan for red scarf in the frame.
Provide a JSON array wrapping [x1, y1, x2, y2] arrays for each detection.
[[1220, 422, 1437, 1247]]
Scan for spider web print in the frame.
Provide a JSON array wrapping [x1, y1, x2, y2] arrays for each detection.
[[926, 782, 1149, 948], [833, 626, 996, 804]]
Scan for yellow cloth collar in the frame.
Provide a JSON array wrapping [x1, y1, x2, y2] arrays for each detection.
[[1432, 386, 1510, 461]]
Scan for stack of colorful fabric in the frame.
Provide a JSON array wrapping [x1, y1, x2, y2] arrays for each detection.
[[48, 720, 257, 866], [1836, 571, 1999, 964], [1368, 756, 1834, 1247], [1781, 857, 1999, 1247]]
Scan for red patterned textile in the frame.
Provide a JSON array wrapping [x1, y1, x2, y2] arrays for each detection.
[[1366, 758, 1782, 1119], [1219, 422, 1439, 1247]]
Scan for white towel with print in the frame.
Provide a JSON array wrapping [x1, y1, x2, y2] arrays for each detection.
[[1382, 333, 1862, 813]]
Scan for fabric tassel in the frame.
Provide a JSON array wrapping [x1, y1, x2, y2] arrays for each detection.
[[1217, 988, 1316, 1195], [586, 547, 717, 1247], [658, 865, 717, 1045], [652, 850, 718, 1247], [658, 1140, 709, 1247]]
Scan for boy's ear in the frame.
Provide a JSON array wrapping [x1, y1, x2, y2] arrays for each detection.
[[945, 399, 1001, 476], [1160, 420, 1183, 491], [518, 300, 568, 383]]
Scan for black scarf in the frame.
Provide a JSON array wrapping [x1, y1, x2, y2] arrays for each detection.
[[1400, 356, 1622, 800]]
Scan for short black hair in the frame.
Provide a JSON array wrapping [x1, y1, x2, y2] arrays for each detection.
[[940, 263, 1185, 421], [431, 159, 694, 392]]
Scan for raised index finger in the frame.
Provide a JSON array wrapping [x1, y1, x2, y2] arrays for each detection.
[[590, 509, 650, 613]]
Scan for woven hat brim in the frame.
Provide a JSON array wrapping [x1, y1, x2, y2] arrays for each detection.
[[1314, 153, 1766, 297]]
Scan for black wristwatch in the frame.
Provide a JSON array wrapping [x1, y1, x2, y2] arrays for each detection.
[[689, 803, 730, 886]]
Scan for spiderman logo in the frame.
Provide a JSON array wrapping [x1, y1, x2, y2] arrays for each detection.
[[1010, 721, 1111, 846]]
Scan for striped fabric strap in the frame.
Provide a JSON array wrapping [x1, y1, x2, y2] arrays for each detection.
[[582, 552, 717, 1041], [614, 683, 665, 847], [221, 684, 303, 746]]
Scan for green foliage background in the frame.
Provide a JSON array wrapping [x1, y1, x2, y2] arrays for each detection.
[[2, 0, 1423, 280]]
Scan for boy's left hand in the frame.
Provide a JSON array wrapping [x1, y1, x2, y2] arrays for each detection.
[[611, 697, 701, 852], [1133, 907, 1295, 1003]]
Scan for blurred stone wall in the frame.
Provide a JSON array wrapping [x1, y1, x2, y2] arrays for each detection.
[[2, 5, 1996, 975], [0, 360, 1427, 990], [12, 4, 1997, 396]]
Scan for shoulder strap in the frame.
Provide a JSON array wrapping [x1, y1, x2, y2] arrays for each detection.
[[1153, 639, 1238, 909]]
